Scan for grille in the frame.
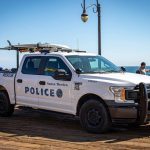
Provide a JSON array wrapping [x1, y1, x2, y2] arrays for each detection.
[[148, 93, 150, 99], [126, 84, 150, 111], [146, 84, 150, 99], [126, 84, 150, 104], [146, 84, 150, 110]]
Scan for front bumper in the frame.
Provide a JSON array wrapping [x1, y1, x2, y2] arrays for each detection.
[[106, 101, 138, 124], [106, 83, 150, 124]]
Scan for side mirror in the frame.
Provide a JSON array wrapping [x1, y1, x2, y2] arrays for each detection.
[[121, 66, 126, 72], [76, 68, 82, 74], [54, 69, 71, 81], [11, 68, 18, 73]]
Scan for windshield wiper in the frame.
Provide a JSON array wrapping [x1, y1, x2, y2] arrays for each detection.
[[81, 71, 107, 74], [104, 70, 119, 73], [79, 70, 119, 74]]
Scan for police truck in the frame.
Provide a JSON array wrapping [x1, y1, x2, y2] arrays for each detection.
[[0, 41, 150, 133]]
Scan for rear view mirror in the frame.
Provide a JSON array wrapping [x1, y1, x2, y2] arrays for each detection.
[[11, 68, 18, 73], [88, 58, 96, 62]]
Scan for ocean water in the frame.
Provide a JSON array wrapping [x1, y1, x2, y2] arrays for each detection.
[[124, 66, 150, 76]]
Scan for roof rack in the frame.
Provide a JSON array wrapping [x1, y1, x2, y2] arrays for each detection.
[[0, 40, 86, 53], [0, 40, 86, 68], [0, 40, 71, 52]]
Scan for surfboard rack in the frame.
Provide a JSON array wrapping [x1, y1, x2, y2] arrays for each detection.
[[0, 40, 71, 52], [0, 40, 86, 69]]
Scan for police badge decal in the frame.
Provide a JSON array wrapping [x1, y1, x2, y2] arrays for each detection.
[[56, 89, 63, 98]]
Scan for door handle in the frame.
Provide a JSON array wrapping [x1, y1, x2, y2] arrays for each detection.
[[17, 79, 23, 83], [39, 81, 46, 85]]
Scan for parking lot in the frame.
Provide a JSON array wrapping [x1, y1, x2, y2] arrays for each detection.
[[0, 107, 150, 150]]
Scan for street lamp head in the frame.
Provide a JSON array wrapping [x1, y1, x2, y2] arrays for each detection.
[[81, 11, 89, 23]]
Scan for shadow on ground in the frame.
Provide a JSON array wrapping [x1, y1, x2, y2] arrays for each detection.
[[0, 107, 149, 143]]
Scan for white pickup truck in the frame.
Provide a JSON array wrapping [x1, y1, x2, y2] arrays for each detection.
[[0, 45, 150, 133]]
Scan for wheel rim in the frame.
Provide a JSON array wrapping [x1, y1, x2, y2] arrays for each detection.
[[87, 108, 103, 127]]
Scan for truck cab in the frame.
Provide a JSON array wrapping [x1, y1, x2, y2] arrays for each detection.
[[0, 43, 150, 133]]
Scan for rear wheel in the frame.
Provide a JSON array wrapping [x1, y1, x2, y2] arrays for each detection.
[[0, 91, 14, 117], [79, 99, 111, 133]]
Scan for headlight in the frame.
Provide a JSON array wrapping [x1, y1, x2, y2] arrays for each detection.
[[110, 87, 126, 103], [110, 86, 137, 103]]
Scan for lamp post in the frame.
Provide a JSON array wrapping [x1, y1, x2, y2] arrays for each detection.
[[81, 0, 101, 55]]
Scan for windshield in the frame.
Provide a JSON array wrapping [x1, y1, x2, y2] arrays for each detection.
[[66, 55, 120, 74]]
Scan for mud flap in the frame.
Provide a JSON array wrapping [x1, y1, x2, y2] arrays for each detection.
[[137, 83, 148, 124]]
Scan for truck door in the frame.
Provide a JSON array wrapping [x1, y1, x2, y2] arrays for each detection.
[[38, 56, 73, 114], [15, 56, 43, 107]]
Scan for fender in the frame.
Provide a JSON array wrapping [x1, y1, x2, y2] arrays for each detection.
[[0, 78, 16, 105], [0, 85, 13, 104], [76, 93, 109, 116]]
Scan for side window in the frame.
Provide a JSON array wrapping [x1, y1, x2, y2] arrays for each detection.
[[22, 57, 42, 75], [44, 57, 71, 77]]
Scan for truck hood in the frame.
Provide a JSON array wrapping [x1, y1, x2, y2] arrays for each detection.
[[81, 72, 150, 86]]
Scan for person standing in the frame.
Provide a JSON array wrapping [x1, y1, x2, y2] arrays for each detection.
[[136, 62, 150, 75]]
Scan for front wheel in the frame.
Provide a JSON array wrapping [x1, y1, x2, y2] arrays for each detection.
[[79, 99, 111, 133], [0, 91, 14, 117]]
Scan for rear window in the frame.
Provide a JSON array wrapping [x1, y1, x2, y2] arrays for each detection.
[[22, 57, 42, 75]]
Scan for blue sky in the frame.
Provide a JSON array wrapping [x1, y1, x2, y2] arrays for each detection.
[[0, 0, 150, 68]]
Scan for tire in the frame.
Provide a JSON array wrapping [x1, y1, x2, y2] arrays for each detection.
[[79, 99, 111, 133], [0, 91, 14, 117]]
